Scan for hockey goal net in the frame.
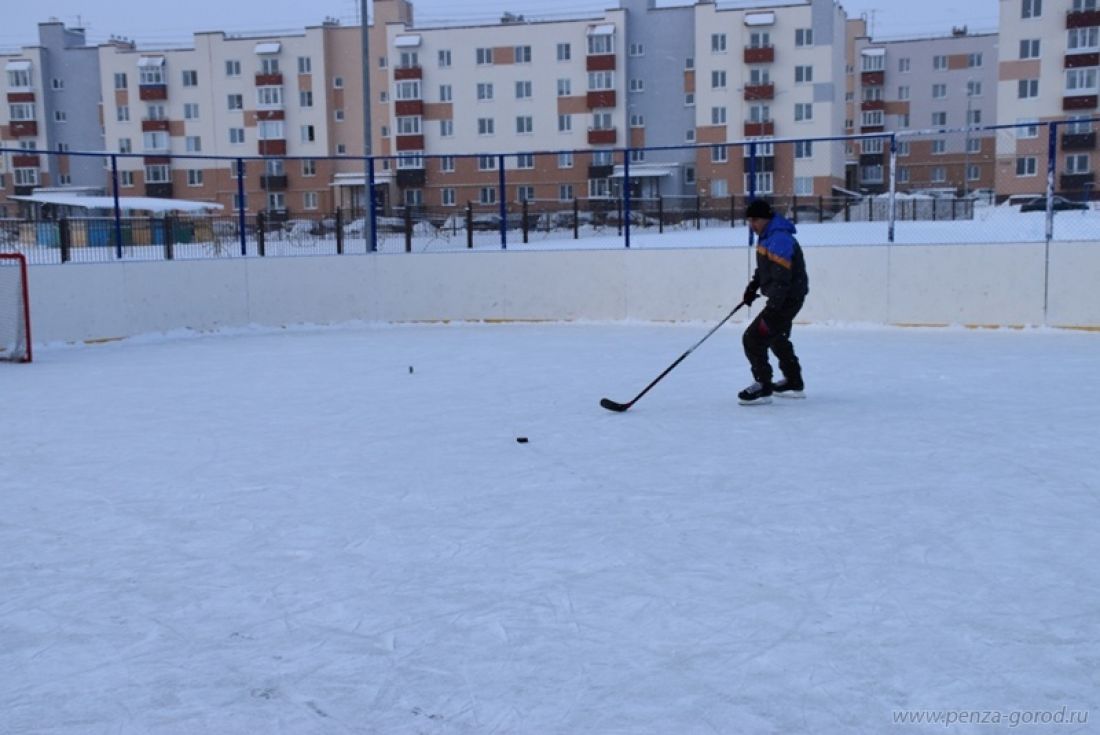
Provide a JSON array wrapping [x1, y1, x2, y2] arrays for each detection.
[[0, 253, 32, 363]]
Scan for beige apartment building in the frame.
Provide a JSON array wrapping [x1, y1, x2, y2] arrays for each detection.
[[996, 0, 1099, 199]]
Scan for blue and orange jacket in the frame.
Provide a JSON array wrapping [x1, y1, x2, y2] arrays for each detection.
[[749, 214, 809, 306]]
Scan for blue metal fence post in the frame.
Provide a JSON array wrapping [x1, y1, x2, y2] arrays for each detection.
[[623, 150, 631, 249], [888, 134, 898, 243], [109, 155, 124, 258], [1044, 122, 1058, 323], [747, 141, 758, 247], [498, 154, 507, 250], [236, 158, 247, 256], [368, 157, 378, 253]]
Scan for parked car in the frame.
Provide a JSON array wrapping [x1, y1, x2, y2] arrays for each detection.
[[1019, 196, 1089, 212]]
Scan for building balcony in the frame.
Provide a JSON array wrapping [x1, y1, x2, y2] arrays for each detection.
[[1064, 94, 1099, 111], [1067, 9, 1100, 28], [861, 99, 886, 111], [139, 84, 168, 101], [142, 119, 170, 132], [586, 54, 616, 72], [861, 70, 885, 86], [255, 109, 285, 121], [395, 134, 425, 151], [1065, 52, 1100, 69], [394, 66, 423, 80], [1060, 172, 1095, 190], [743, 46, 774, 64], [862, 125, 886, 134], [6, 92, 34, 103], [588, 128, 617, 145], [258, 139, 287, 156], [11, 153, 39, 167], [143, 156, 171, 165], [744, 84, 774, 101], [743, 120, 774, 137], [396, 169, 426, 188], [260, 174, 288, 190], [10, 120, 38, 137], [394, 99, 424, 116], [145, 182, 174, 198], [586, 90, 617, 109], [859, 152, 884, 166], [14, 185, 35, 196], [1062, 131, 1097, 150], [255, 72, 283, 86], [588, 164, 614, 179]]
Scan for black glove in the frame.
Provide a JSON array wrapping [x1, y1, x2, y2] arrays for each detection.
[[742, 285, 759, 306]]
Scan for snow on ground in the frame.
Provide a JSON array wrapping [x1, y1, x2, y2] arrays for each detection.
[[3, 322, 1099, 733]]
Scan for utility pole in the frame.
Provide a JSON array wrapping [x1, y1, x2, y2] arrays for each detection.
[[360, 0, 375, 250]]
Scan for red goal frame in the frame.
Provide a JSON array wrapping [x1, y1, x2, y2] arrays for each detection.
[[0, 252, 32, 363]]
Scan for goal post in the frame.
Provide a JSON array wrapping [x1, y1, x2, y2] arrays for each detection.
[[0, 253, 32, 363]]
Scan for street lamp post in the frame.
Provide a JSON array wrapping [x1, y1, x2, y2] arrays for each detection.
[[361, 0, 375, 250]]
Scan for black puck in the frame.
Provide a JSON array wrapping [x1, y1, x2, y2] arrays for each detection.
[[515, 437, 529, 443]]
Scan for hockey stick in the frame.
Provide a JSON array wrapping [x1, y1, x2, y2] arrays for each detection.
[[600, 301, 747, 413]]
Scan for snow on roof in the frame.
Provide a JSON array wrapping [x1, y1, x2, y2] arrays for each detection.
[[587, 23, 615, 36], [5, 59, 32, 71], [744, 12, 776, 26], [861, 48, 886, 56], [11, 193, 223, 213], [394, 34, 422, 48], [137, 55, 165, 67], [254, 42, 281, 54]]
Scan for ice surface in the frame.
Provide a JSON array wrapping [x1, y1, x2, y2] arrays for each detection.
[[3, 322, 1098, 733]]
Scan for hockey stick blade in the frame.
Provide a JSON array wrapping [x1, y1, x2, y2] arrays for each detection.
[[600, 397, 630, 412]]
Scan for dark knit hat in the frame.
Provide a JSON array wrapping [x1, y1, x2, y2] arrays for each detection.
[[745, 199, 774, 219]]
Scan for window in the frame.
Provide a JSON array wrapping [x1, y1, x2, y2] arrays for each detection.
[[685, 57, 694, 70], [267, 192, 286, 211], [299, 91, 313, 108], [932, 55, 947, 71], [558, 152, 574, 168], [300, 124, 315, 142], [685, 92, 695, 106], [440, 119, 454, 137], [477, 48, 493, 65], [1068, 27, 1099, 51], [931, 166, 947, 183], [897, 140, 910, 156], [630, 113, 645, 128], [863, 86, 883, 101], [516, 154, 535, 169], [51, 78, 64, 90], [436, 49, 451, 68], [258, 120, 284, 140], [478, 118, 494, 135], [795, 140, 813, 159], [795, 65, 813, 83], [54, 110, 67, 123], [1018, 79, 1039, 98], [514, 45, 532, 63], [588, 33, 613, 55], [1016, 156, 1038, 176], [749, 32, 771, 49], [187, 169, 203, 187], [711, 70, 727, 89], [862, 110, 884, 127], [795, 28, 813, 47], [898, 113, 911, 128], [182, 69, 198, 86], [1066, 153, 1090, 173], [185, 135, 202, 152], [257, 86, 283, 108], [441, 188, 456, 207], [684, 166, 696, 186], [932, 139, 946, 155], [302, 159, 316, 176], [121, 170, 135, 187], [559, 184, 574, 201], [397, 116, 421, 135], [1066, 115, 1094, 134], [897, 167, 910, 183], [333, 76, 344, 89], [968, 108, 982, 125], [745, 173, 772, 194], [397, 152, 423, 170], [1068, 68, 1099, 93], [226, 60, 241, 77], [477, 82, 494, 101], [260, 58, 279, 75], [227, 93, 244, 111], [794, 177, 813, 196], [629, 149, 645, 163], [145, 164, 170, 184], [629, 42, 645, 57], [116, 105, 130, 122], [711, 145, 728, 163], [558, 114, 572, 132], [588, 71, 614, 91], [184, 103, 199, 120], [114, 72, 128, 89], [516, 115, 533, 134], [749, 69, 770, 85], [1022, 0, 1042, 18], [1074, 0, 1097, 9], [142, 131, 168, 151], [118, 138, 132, 154], [13, 168, 39, 187], [898, 85, 910, 100], [336, 144, 347, 155], [298, 56, 312, 74], [932, 111, 947, 126], [795, 103, 813, 122], [377, 56, 387, 69], [589, 179, 611, 198], [711, 106, 727, 125], [440, 156, 455, 172], [592, 111, 612, 130], [685, 129, 696, 142], [439, 84, 452, 102], [749, 104, 770, 122], [863, 138, 883, 154], [1020, 39, 1041, 58], [862, 165, 884, 183], [932, 83, 947, 99], [516, 185, 535, 203], [334, 109, 345, 122], [557, 78, 571, 97], [557, 43, 571, 61], [711, 33, 727, 53], [967, 137, 982, 154], [967, 80, 982, 97], [479, 187, 497, 205], [862, 53, 885, 72], [395, 80, 421, 100], [8, 103, 34, 121], [516, 81, 532, 99], [899, 57, 910, 73], [630, 78, 645, 93]]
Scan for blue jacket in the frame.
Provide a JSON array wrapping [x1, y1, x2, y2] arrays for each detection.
[[750, 214, 809, 307]]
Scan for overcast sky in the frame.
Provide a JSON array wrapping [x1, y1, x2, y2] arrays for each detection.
[[1, 0, 1000, 50]]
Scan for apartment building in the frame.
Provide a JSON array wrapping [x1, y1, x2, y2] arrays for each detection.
[[996, 0, 1099, 199], [852, 29, 999, 195], [691, 0, 849, 201], [1, 23, 103, 217]]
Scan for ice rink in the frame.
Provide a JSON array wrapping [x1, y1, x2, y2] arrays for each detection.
[[3, 321, 1098, 733]]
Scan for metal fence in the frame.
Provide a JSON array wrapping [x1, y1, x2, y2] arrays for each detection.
[[1, 118, 1097, 265]]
